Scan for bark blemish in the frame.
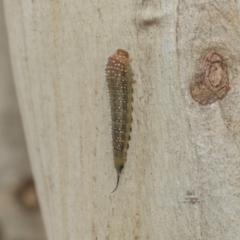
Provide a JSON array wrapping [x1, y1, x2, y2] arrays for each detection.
[[16, 178, 39, 210], [190, 50, 230, 105]]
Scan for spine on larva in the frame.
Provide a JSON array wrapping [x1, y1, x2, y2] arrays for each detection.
[[106, 49, 133, 193]]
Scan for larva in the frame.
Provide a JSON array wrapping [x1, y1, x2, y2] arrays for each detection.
[[106, 49, 134, 193]]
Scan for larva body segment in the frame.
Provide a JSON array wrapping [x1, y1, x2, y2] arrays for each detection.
[[106, 49, 133, 192]]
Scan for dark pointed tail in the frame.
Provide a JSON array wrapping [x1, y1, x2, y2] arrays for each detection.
[[111, 174, 120, 193]]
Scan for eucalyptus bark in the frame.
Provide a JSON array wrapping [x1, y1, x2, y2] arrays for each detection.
[[3, 0, 240, 239]]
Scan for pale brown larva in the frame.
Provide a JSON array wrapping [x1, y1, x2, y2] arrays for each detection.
[[106, 49, 134, 193]]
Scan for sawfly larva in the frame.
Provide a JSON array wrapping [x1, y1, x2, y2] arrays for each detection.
[[106, 49, 134, 193]]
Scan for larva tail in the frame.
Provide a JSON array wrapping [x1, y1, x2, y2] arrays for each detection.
[[111, 174, 120, 193]]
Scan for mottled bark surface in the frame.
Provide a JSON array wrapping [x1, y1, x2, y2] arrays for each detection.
[[0, 1, 46, 239], [3, 0, 240, 239]]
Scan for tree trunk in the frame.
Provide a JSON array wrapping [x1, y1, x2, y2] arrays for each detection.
[[3, 0, 240, 239], [0, 1, 46, 239]]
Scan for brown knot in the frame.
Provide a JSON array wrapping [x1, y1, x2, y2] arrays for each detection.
[[190, 51, 230, 105]]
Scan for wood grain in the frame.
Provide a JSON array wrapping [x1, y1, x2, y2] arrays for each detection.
[[0, 1, 46, 239], [3, 0, 240, 239]]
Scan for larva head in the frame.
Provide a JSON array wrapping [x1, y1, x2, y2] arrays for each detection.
[[116, 49, 129, 59], [106, 49, 129, 76], [108, 49, 129, 65]]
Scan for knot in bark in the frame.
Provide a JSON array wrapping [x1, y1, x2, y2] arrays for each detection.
[[190, 51, 230, 105]]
